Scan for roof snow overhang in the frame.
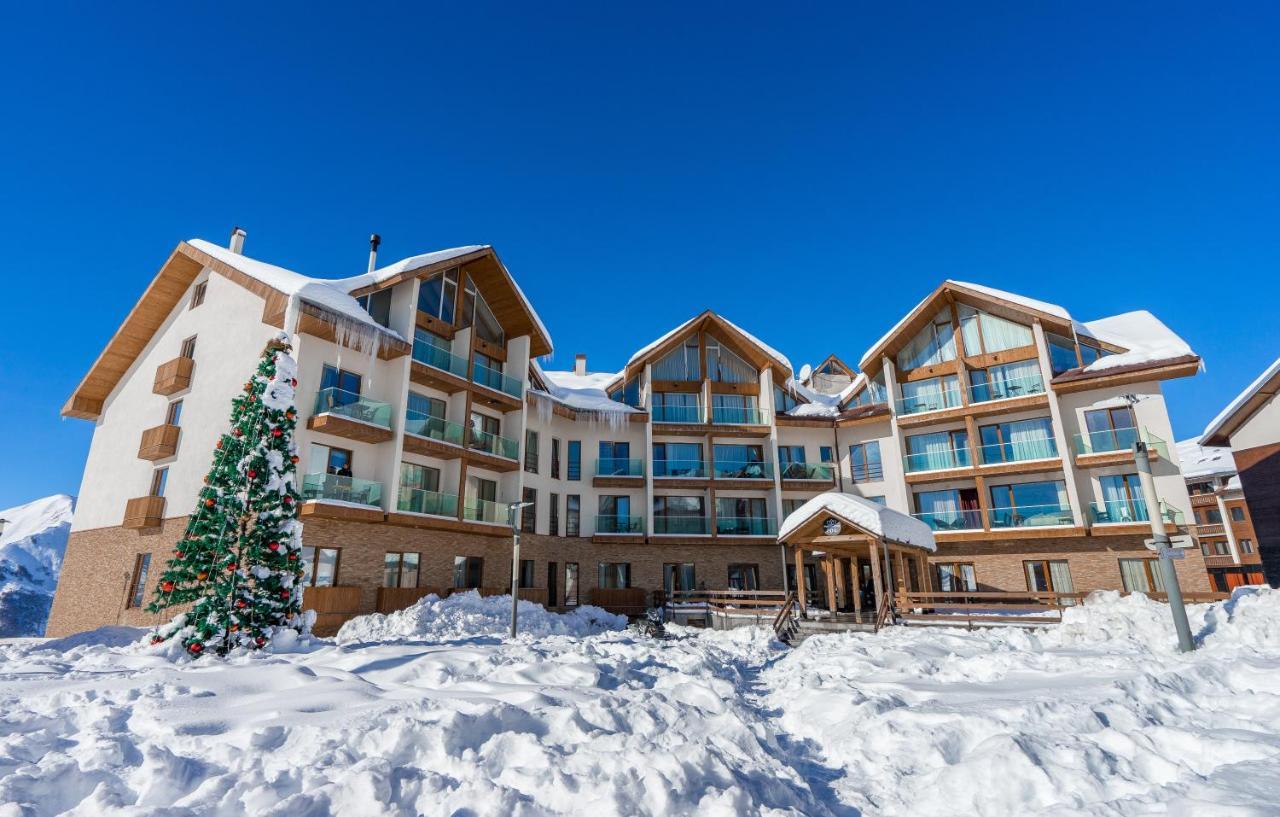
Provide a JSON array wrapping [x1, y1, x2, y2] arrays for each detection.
[[1200, 356, 1280, 447], [1050, 354, 1202, 394], [615, 310, 791, 386]]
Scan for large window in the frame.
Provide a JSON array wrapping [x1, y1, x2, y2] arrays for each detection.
[[653, 442, 704, 477], [597, 495, 633, 532], [320, 365, 362, 403], [598, 562, 632, 589], [774, 385, 800, 413], [713, 444, 766, 478], [711, 393, 760, 424], [1119, 559, 1166, 594], [418, 268, 459, 323], [728, 564, 760, 590], [383, 552, 420, 588], [1097, 473, 1146, 523], [461, 279, 504, 345], [127, 554, 151, 608], [935, 562, 977, 592], [978, 418, 1057, 464], [914, 488, 982, 530], [357, 288, 393, 327], [608, 377, 642, 407], [453, 556, 484, 589], [896, 311, 956, 371], [706, 340, 757, 383], [782, 498, 806, 516], [848, 442, 883, 482], [968, 360, 1044, 403], [988, 480, 1070, 527], [904, 430, 969, 471], [717, 497, 769, 535], [599, 441, 632, 475], [1047, 333, 1080, 375], [566, 495, 581, 536], [1024, 560, 1073, 593], [653, 495, 706, 533], [567, 440, 582, 480], [778, 445, 807, 479], [899, 375, 961, 413], [406, 392, 447, 438], [309, 443, 353, 476], [302, 547, 340, 587], [663, 563, 696, 593], [398, 462, 442, 514], [958, 305, 1033, 355], [653, 337, 701, 380], [652, 391, 701, 423], [1083, 406, 1138, 452], [850, 371, 888, 407]]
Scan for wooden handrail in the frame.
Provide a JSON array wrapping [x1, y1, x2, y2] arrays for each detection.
[[771, 592, 796, 635]]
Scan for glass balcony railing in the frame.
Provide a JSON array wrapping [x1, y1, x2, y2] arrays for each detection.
[[895, 388, 963, 416], [652, 404, 703, 423], [969, 373, 1046, 405], [595, 515, 644, 534], [713, 460, 773, 480], [1090, 499, 1184, 527], [397, 486, 458, 517], [313, 388, 392, 428], [988, 504, 1074, 528], [595, 458, 644, 477], [653, 459, 707, 478], [912, 510, 983, 532], [977, 438, 1060, 465], [716, 516, 777, 536], [404, 413, 465, 446], [779, 462, 835, 481], [1073, 427, 1170, 459], [711, 405, 766, 425], [471, 362, 523, 399], [653, 515, 709, 534], [412, 335, 468, 378], [301, 473, 383, 507], [463, 496, 506, 524], [467, 427, 520, 460], [904, 448, 971, 473]]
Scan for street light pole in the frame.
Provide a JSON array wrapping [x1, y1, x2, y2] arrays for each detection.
[[1134, 440, 1196, 652], [507, 501, 533, 639]]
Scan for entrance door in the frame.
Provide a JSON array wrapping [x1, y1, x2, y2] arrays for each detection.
[[547, 561, 559, 607]]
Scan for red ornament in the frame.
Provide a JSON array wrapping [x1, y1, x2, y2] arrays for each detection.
[[161, 581, 175, 592], [232, 428, 244, 438], [197, 571, 208, 581], [174, 550, 183, 558], [229, 624, 239, 632], [282, 496, 294, 504], [287, 553, 298, 562], [255, 636, 267, 647], [235, 598, 247, 608], [188, 642, 203, 654], [225, 562, 238, 572], [267, 541, 280, 552], [150, 636, 163, 645], [244, 382, 253, 392], [205, 498, 216, 507], [285, 410, 296, 420], [290, 378, 298, 387], [280, 590, 290, 599], [248, 469, 257, 479], [290, 455, 299, 464], [271, 428, 283, 438]]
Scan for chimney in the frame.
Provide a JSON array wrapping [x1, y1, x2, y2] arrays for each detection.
[[574, 354, 587, 376], [229, 226, 246, 254], [368, 233, 381, 273]]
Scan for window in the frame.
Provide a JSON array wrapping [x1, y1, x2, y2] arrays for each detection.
[[848, 442, 883, 482], [190, 280, 208, 309], [356, 289, 392, 328], [519, 559, 536, 589], [566, 495, 581, 536], [599, 562, 631, 589], [717, 497, 768, 535], [525, 429, 540, 473], [417, 268, 459, 323], [915, 488, 981, 529], [1024, 560, 1073, 593], [166, 400, 183, 426], [896, 311, 956, 370], [819, 446, 834, 463], [1240, 539, 1254, 554], [728, 564, 760, 590], [468, 412, 502, 456], [711, 393, 759, 424], [608, 377, 642, 408], [551, 439, 561, 479], [706, 340, 757, 383], [1209, 539, 1231, 556], [1188, 481, 1215, 496], [522, 487, 537, 533], [663, 563, 696, 593], [309, 443, 353, 476], [598, 441, 632, 475], [968, 360, 1044, 402], [782, 498, 805, 516], [461, 279, 505, 346], [180, 336, 197, 360], [320, 365, 363, 407], [851, 371, 888, 406], [1119, 559, 1165, 594], [150, 467, 168, 497], [383, 552, 420, 588], [653, 337, 701, 380], [899, 374, 961, 413], [653, 495, 706, 533], [1046, 333, 1079, 375], [127, 554, 151, 608], [549, 493, 560, 536], [301, 547, 340, 587], [399, 462, 443, 514], [905, 430, 969, 471], [1230, 507, 1246, 522], [1079, 343, 1107, 365], [1204, 508, 1223, 524], [774, 385, 800, 413], [713, 444, 766, 478], [453, 556, 484, 589], [652, 391, 701, 423], [988, 480, 1070, 527], [564, 563, 580, 606], [597, 495, 634, 532], [863, 495, 887, 505], [778, 445, 806, 477], [406, 392, 447, 437], [567, 441, 582, 480], [958, 305, 1033, 355], [935, 562, 977, 592], [1097, 474, 1147, 522], [1082, 407, 1138, 452], [653, 442, 704, 477], [977, 418, 1056, 464]]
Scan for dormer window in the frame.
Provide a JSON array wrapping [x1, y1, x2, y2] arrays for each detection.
[[418, 268, 459, 323], [462, 279, 505, 346]]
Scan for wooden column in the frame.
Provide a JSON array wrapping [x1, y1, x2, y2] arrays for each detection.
[[895, 551, 907, 593], [833, 556, 848, 611], [793, 546, 807, 616], [824, 554, 838, 615], [851, 555, 863, 617], [869, 539, 885, 613]]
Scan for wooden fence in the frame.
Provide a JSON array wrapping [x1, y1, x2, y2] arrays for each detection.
[[302, 586, 363, 635], [589, 588, 649, 616], [659, 590, 790, 626], [895, 589, 1230, 628]]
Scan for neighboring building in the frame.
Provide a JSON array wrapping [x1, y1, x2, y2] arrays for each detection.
[[1200, 356, 1280, 587], [803, 354, 857, 396], [1175, 440, 1265, 590], [47, 233, 1213, 636]]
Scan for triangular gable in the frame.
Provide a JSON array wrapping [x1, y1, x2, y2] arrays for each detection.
[[618, 310, 791, 384]]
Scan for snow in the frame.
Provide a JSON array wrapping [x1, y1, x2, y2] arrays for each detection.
[[948, 280, 1072, 319], [625, 312, 793, 374], [0, 494, 73, 637], [337, 245, 487, 290], [1077, 311, 1196, 373], [779, 491, 936, 552], [782, 375, 863, 417], [535, 365, 639, 415], [3, 588, 1280, 815], [1175, 438, 1237, 479], [1200, 354, 1280, 445]]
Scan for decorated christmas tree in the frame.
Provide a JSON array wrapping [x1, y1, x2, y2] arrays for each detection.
[[147, 333, 309, 655]]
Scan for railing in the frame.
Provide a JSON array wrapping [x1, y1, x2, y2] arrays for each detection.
[[977, 437, 1059, 465], [595, 457, 644, 477], [313, 387, 393, 428], [895, 387, 963, 416], [988, 504, 1074, 528], [772, 593, 797, 640], [594, 514, 644, 534], [652, 404, 703, 423], [711, 405, 766, 425], [302, 473, 383, 507], [397, 486, 458, 517], [404, 413, 465, 446], [780, 462, 835, 481], [912, 510, 983, 531], [713, 460, 773, 479], [653, 515, 710, 534], [904, 447, 971, 473], [467, 427, 520, 460], [1073, 427, 1170, 459], [850, 462, 885, 483], [412, 333, 468, 378], [968, 373, 1046, 404], [716, 516, 776, 536], [1194, 522, 1225, 536], [653, 459, 707, 478], [463, 496, 506, 524], [897, 590, 1086, 628], [471, 362, 523, 399], [660, 590, 790, 626], [1090, 499, 1184, 526]]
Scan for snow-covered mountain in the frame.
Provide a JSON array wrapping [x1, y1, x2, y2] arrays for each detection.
[[0, 494, 74, 637]]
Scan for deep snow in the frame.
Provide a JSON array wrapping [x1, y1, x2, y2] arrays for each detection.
[[0, 494, 74, 637], [2, 589, 1279, 816]]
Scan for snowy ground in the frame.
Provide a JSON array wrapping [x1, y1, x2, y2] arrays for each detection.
[[2, 589, 1279, 816]]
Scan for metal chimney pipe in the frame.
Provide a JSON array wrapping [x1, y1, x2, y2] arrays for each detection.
[[368, 233, 382, 273], [229, 227, 246, 254]]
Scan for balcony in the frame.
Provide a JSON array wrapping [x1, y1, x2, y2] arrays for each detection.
[[466, 427, 520, 461], [712, 460, 773, 480], [652, 405, 703, 424], [895, 387, 962, 417], [397, 486, 458, 518], [122, 495, 165, 529], [779, 462, 835, 483], [977, 438, 1060, 465], [153, 356, 194, 396], [715, 516, 776, 536], [471, 362, 523, 401], [308, 388, 395, 444], [413, 334, 468, 378], [653, 515, 709, 535], [850, 463, 885, 483], [653, 459, 707, 478], [1194, 522, 1225, 537], [302, 473, 384, 507], [904, 447, 971, 474], [969, 373, 1046, 405], [1073, 427, 1170, 460], [404, 414, 466, 447], [595, 515, 645, 534], [463, 496, 506, 525], [711, 405, 766, 425], [595, 458, 644, 477], [137, 423, 181, 461], [912, 510, 983, 532], [1090, 499, 1184, 527], [988, 504, 1074, 529]]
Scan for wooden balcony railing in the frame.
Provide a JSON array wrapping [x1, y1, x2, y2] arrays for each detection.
[[153, 356, 195, 396], [122, 495, 166, 529], [137, 423, 181, 461]]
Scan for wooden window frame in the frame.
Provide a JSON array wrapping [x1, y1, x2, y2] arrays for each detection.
[[934, 561, 977, 592], [190, 280, 208, 309], [180, 335, 197, 360], [126, 553, 152, 608], [303, 546, 342, 587], [848, 442, 883, 483], [383, 551, 421, 588], [1022, 559, 1071, 593]]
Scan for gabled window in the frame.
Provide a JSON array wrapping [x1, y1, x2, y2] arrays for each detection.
[[958, 305, 1033, 355], [774, 385, 800, 413], [653, 337, 701, 381], [418, 268, 459, 323], [608, 377, 641, 407], [896, 311, 955, 371], [462, 279, 504, 346], [706, 339, 757, 383]]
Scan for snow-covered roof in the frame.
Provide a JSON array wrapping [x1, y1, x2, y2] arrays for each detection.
[[1175, 439, 1237, 480], [778, 492, 936, 552], [949, 280, 1072, 320], [531, 362, 639, 415], [1200, 355, 1280, 446], [625, 312, 793, 374], [1076, 311, 1196, 374], [337, 246, 487, 291], [782, 374, 863, 418]]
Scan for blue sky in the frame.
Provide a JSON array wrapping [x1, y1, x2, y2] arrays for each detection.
[[1, 3, 1277, 509]]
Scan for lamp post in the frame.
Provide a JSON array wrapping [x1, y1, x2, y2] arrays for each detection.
[[1133, 440, 1196, 653], [507, 501, 534, 639]]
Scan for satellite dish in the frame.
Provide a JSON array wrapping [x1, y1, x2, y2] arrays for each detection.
[[797, 363, 813, 382]]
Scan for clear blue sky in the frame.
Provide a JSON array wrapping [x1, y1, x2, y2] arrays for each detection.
[[1, 3, 1277, 509]]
